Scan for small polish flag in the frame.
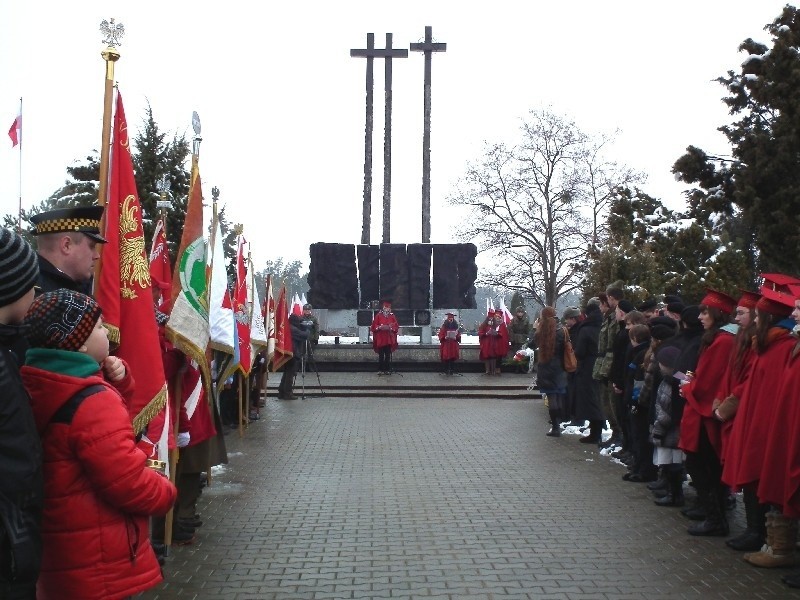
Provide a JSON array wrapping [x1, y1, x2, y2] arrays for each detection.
[[8, 111, 20, 147]]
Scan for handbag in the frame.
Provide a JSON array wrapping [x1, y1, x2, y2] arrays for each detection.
[[562, 327, 577, 373]]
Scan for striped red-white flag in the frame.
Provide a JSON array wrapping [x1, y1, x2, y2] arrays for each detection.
[[8, 109, 20, 147]]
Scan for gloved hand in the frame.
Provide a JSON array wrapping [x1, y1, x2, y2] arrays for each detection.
[[177, 432, 191, 448]]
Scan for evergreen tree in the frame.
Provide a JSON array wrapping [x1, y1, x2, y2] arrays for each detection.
[[673, 6, 800, 276], [161, 134, 190, 259], [132, 104, 191, 262], [584, 187, 751, 304], [509, 291, 525, 312]]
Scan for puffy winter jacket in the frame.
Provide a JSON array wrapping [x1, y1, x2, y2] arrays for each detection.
[[21, 349, 177, 600]]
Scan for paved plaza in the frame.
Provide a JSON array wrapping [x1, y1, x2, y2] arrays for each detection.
[[140, 373, 800, 599]]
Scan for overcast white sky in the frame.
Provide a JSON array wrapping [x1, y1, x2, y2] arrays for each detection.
[[0, 1, 789, 269]]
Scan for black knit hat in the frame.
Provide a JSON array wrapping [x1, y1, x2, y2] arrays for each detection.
[[617, 299, 635, 314], [0, 228, 39, 307], [681, 305, 703, 330], [649, 316, 678, 341], [25, 290, 102, 351], [656, 345, 681, 369]]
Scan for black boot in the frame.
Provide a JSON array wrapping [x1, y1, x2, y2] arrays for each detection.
[[726, 490, 766, 551], [647, 469, 668, 492], [547, 410, 561, 437], [688, 488, 729, 536], [680, 490, 708, 520], [579, 420, 602, 443], [654, 469, 685, 507]]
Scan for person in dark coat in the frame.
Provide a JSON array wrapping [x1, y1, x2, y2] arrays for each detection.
[[622, 323, 655, 482], [608, 301, 639, 452], [0, 229, 43, 600], [29, 206, 107, 296], [572, 302, 604, 443], [527, 306, 567, 436], [562, 307, 583, 424], [278, 314, 310, 398]]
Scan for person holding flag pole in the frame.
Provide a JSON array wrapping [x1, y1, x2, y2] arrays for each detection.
[[165, 112, 230, 550], [218, 232, 253, 435], [247, 253, 270, 419], [208, 200, 239, 430]]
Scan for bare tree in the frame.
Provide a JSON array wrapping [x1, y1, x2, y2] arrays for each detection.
[[450, 109, 640, 308]]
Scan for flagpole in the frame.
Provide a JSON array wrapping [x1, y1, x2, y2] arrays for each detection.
[[16, 97, 22, 233], [97, 19, 123, 208]]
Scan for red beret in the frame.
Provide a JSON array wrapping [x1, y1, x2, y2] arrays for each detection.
[[756, 287, 796, 318], [737, 290, 760, 310], [700, 289, 737, 314]]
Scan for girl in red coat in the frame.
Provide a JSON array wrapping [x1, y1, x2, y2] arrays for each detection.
[[370, 300, 399, 375], [437, 312, 461, 375], [20, 290, 177, 600], [478, 310, 501, 375], [713, 290, 759, 551], [679, 289, 736, 537], [721, 288, 797, 568]]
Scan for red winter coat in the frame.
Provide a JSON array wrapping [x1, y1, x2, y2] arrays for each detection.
[[371, 311, 399, 352], [494, 322, 510, 358], [679, 331, 734, 455], [722, 329, 795, 491], [437, 323, 461, 361], [478, 319, 508, 360], [758, 344, 800, 513], [717, 343, 755, 465], [21, 352, 177, 600]]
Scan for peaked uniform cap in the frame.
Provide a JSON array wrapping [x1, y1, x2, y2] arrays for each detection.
[[700, 289, 737, 314], [30, 205, 107, 243]]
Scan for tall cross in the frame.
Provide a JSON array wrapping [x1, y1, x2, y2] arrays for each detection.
[[410, 26, 446, 244], [350, 33, 377, 245], [351, 33, 408, 244]]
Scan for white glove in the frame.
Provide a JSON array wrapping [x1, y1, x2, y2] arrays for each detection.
[[177, 432, 191, 448]]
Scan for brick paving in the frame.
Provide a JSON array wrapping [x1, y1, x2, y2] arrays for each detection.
[[140, 374, 800, 599]]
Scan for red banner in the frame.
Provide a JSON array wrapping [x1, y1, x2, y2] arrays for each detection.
[[270, 285, 293, 372], [149, 218, 172, 311], [96, 90, 169, 448], [233, 236, 251, 374]]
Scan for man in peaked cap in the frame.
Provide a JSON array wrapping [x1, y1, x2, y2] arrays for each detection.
[[30, 205, 107, 296]]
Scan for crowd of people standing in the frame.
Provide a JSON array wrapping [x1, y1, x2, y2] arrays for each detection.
[[525, 278, 800, 590]]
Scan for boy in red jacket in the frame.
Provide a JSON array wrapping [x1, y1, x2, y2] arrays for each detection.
[[21, 290, 177, 600]]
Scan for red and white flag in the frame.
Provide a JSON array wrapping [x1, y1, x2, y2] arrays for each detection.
[[499, 297, 513, 325], [149, 218, 172, 311], [95, 90, 170, 456], [8, 109, 20, 147]]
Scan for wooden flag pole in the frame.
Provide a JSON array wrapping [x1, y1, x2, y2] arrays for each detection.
[[163, 371, 184, 552]]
